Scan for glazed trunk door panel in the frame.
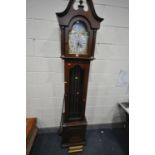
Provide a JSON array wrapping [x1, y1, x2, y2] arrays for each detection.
[[65, 62, 90, 121], [68, 65, 83, 120]]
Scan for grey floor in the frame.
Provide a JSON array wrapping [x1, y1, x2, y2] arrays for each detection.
[[30, 128, 129, 155]]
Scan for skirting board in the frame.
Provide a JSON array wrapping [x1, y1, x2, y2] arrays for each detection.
[[38, 123, 125, 134]]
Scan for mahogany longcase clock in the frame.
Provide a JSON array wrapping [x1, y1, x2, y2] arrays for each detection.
[[56, 0, 103, 147]]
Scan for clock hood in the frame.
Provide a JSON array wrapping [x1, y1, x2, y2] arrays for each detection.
[[56, 0, 104, 29]]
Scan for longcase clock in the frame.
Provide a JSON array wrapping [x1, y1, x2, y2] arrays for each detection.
[[56, 0, 103, 147]]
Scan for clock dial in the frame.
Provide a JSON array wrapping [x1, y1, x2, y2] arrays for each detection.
[[69, 21, 89, 55]]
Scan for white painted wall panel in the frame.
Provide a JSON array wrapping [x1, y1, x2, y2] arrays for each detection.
[[86, 105, 125, 124], [27, 84, 64, 99], [26, 39, 34, 56], [89, 73, 118, 87], [27, 19, 60, 41], [87, 85, 128, 98], [90, 60, 128, 74], [27, 106, 62, 127], [27, 72, 63, 86], [95, 44, 129, 60], [94, 5, 128, 27], [26, 57, 64, 72], [35, 40, 60, 57], [93, 0, 129, 7], [27, 0, 68, 21], [27, 97, 63, 112], [86, 96, 128, 107], [71, 0, 129, 8], [97, 27, 129, 44], [26, 0, 129, 128], [102, 6, 129, 27], [26, 19, 34, 38]]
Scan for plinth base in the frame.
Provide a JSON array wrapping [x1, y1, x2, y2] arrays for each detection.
[[61, 115, 87, 147]]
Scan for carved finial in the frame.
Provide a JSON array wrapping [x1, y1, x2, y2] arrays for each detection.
[[79, 0, 83, 6], [78, 0, 84, 8]]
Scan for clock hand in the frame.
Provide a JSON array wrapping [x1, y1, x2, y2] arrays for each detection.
[[78, 40, 83, 48]]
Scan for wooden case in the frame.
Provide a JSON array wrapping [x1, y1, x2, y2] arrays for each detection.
[[56, 0, 103, 147], [61, 114, 87, 147]]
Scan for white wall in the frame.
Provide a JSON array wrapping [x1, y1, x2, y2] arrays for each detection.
[[26, 0, 129, 128]]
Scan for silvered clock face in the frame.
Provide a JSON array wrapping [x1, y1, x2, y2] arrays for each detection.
[[69, 21, 89, 55]]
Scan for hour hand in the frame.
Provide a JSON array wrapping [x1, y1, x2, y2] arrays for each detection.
[[77, 42, 82, 48]]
